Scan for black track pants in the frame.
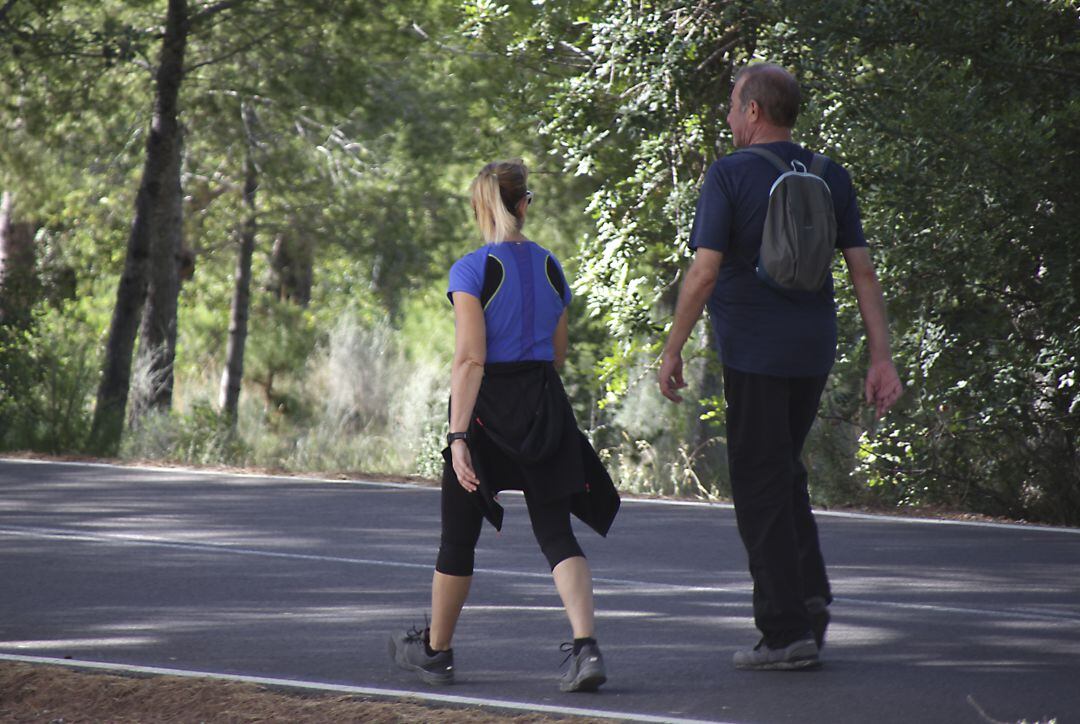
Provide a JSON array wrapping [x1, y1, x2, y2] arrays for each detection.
[[723, 365, 833, 648]]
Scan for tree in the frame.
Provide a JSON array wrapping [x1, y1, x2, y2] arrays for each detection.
[[89, 0, 190, 454], [0, 191, 39, 325], [219, 102, 258, 423], [91, 0, 433, 446]]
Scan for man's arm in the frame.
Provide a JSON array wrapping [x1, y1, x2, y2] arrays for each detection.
[[659, 248, 724, 402], [841, 246, 903, 418]]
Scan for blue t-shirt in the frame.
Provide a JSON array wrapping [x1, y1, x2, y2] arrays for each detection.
[[447, 240, 572, 363], [689, 141, 868, 377]]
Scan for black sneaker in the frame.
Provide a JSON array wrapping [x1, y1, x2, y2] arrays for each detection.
[[806, 597, 830, 651], [388, 626, 455, 685], [732, 634, 820, 671], [559, 640, 607, 692]]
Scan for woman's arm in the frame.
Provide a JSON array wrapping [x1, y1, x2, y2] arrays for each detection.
[[553, 308, 569, 368], [449, 292, 486, 491]]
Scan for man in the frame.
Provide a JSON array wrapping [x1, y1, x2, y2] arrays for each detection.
[[658, 63, 902, 670]]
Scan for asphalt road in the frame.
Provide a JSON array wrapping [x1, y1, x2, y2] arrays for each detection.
[[1, 458, 1078, 723]]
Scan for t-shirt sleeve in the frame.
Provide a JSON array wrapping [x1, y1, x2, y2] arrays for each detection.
[[830, 164, 868, 250], [688, 161, 733, 253], [447, 250, 484, 304]]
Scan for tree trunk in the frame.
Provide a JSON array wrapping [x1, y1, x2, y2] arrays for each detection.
[[0, 191, 39, 326], [131, 126, 184, 419], [268, 228, 313, 307], [89, 0, 188, 455], [219, 102, 259, 423]]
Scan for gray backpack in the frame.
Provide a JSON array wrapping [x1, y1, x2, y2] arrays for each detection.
[[737, 147, 837, 292]]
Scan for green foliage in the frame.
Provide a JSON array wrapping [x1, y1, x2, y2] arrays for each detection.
[[4, 0, 1078, 524], [0, 301, 101, 452], [243, 299, 320, 415], [532, 1, 750, 394], [772, 0, 1080, 522], [591, 348, 730, 498], [521, 0, 1080, 522], [0, 324, 40, 445]]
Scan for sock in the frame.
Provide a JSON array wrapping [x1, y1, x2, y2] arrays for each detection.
[[572, 636, 596, 655]]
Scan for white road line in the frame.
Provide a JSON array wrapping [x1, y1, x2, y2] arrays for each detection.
[[0, 652, 730, 724], [0, 525, 439, 572], [3, 456, 1077, 534], [0, 456, 420, 489], [0, 524, 738, 587], [2, 524, 1078, 625], [800, 507, 1080, 533], [831, 597, 1080, 625]]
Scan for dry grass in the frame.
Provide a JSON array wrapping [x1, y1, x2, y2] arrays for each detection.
[[0, 662, 607, 723]]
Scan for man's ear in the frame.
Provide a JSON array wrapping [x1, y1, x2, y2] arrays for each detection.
[[747, 99, 760, 122]]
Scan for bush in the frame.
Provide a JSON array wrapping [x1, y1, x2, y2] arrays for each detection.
[[0, 302, 98, 453], [121, 311, 449, 478], [589, 349, 730, 499], [122, 402, 249, 466]]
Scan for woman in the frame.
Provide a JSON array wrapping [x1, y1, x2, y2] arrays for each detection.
[[389, 159, 620, 693]]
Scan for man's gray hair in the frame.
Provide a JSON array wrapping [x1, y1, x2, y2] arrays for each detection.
[[734, 63, 801, 128]]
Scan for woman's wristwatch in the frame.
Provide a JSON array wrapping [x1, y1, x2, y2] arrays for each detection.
[[446, 431, 469, 445]]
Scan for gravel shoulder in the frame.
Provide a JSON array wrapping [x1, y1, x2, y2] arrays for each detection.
[[0, 662, 604, 723]]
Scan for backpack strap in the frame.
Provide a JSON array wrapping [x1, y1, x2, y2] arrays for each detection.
[[735, 146, 790, 174], [738, 147, 831, 178]]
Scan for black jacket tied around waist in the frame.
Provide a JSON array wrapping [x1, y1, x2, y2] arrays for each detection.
[[441, 361, 620, 535]]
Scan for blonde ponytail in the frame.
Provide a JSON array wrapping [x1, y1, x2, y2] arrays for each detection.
[[469, 159, 528, 243]]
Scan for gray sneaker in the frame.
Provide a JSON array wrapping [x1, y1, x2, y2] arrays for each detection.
[[732, 634, 820, 671], [559, 640, 607, 692], [388, 627, 455, 685]]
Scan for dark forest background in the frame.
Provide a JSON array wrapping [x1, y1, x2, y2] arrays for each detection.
[[2, 0, 1077, 524]]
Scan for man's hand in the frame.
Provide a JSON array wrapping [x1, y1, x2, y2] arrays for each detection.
[[658, 249, 723, 404], [450, 440, 479, 492], [659, 350, 688, 403], [865, 359, 902, 419], [842, 248, 902, 419]]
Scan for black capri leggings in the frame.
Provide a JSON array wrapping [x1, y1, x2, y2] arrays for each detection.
[[436, 474, 584, 577]]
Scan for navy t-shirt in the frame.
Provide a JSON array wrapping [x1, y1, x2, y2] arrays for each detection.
[[447, 240, 572, 363], [689, 141, 868, 377]]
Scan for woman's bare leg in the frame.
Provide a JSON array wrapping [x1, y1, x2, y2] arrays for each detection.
[[429, 571, 472, 650], [552, 556, 595, 639]]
